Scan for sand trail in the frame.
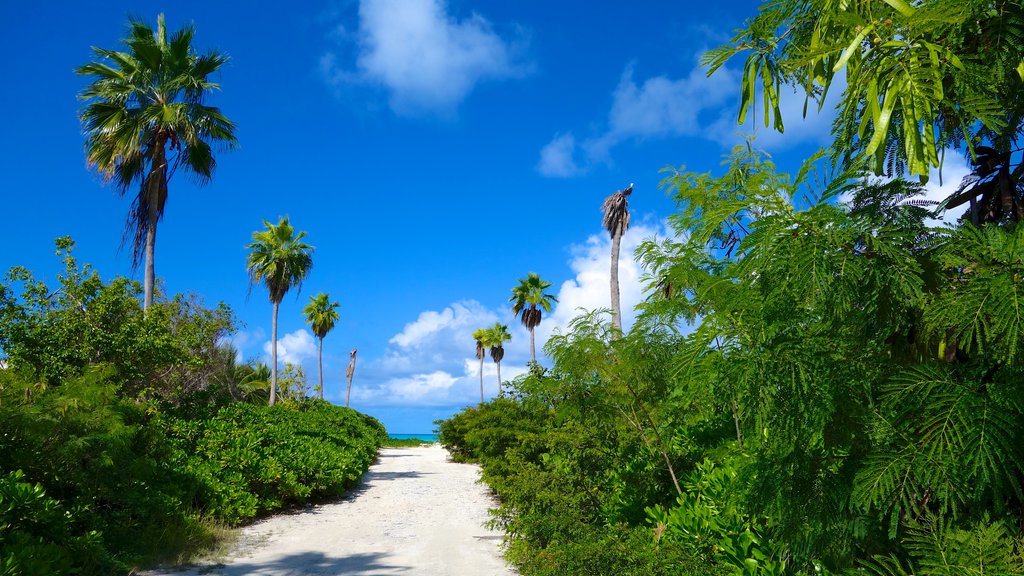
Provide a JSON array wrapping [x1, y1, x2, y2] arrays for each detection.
[[149, 444, 514, 576]]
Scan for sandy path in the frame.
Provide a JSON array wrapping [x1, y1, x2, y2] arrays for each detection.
[[151, 444, 515, 576]]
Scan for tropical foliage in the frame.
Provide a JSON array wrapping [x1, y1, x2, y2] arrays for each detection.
[[705, 0, 1024, 189], [77, 14, 237, 310], [246, 217, 314, 406], [0, 243, 384, 574], [441, 144, 1024, 575]]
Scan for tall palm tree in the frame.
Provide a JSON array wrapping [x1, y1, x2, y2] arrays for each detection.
[[246, 217, 313, 406], [472, 328, 488, 405], [509, 272, 558, 364], [602, 183, 632, 334], [303, 292, 339, 400], [485, 323, 511, 396], [77, 14, 237, 311]]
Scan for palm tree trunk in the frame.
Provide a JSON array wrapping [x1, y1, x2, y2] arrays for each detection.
[[529, 327, 536, 364], [496, 361, 502, 397], [479, 356, 484, 406], [610, 230, 622, 334], [317, 337, 324, 400], [270, 301, 279, 406], [144, 220, 156, 311]]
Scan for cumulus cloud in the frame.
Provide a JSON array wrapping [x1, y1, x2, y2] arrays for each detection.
[[322, 0, 528, 115], [263, 329, 318, 365], [537, 223, 658, 344], [538, 133, 582, 177], [539, 60, 841, 176]]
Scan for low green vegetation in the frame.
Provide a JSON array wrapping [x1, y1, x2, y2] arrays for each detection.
[[440, 146, 1024, 575], [383, 437, 436, 448], [0, 240, 385, 574]]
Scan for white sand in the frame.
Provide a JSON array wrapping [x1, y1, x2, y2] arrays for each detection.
[[150, 444, 516, 575]]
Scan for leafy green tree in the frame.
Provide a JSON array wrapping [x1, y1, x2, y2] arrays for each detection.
[[472, 328, 488, 405], [246, 217, 314, 406], [485, 323, 512, 396], [77, 14, 237, 310], [303, 292, 339, 400], [706, 0, 1024, 220], [0, 237, 235, 399], [510, 273, 558, 364], [602, 184, 633, 334]]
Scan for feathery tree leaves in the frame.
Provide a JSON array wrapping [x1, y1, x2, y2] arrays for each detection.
[[705, 0, 1024, 207], [77, 14, 237, 310]]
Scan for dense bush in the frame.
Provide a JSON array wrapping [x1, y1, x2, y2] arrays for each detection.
[[439, 148, 1024, 575], [0, 245, 387, 575], [164, 400, 386, 524]]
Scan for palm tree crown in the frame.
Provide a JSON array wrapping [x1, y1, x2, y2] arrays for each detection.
[[246, 217, 314, 304], [246, 216, 313, 405], [304, 293, 339, 340], [510, 272, 558, 364], [303, 292, 339, 400], [77, 14, 237, 310], [484, 323, 511, 396]]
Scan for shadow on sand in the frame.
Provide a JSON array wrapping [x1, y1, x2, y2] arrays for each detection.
[[193, 551, 408, 575]]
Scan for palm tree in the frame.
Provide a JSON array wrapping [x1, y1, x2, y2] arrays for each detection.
[[485, 323, 511, 396], [303, 293, 339, 400], [509, 272, 558, 364], [602, 183, 632, 334], [246, 217, 314, 406], [472, 328, 488, 405], [77, 14, 237, 311]]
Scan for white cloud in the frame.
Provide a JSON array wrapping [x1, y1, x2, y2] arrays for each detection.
[[923, 153, 974, 226], [538, 133, 582, 177], [539, 60, 841, 177], [263, 329, 318, 365], [388, 300, 497, 349], [537, 223, 658, 345], [322, 0, 528, 115]]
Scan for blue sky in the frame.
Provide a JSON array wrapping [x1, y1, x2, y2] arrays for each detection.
[[0, 1, 970, 432]]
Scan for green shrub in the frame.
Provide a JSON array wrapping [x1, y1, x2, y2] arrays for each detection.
[[164, 400, 385, 525]]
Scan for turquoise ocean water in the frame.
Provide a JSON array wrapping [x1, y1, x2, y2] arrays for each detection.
[[389, 433, 439, 442]]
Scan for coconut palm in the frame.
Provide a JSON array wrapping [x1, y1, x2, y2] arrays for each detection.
[[77, 14, 237, 311], [602, 183, 633, 334], [485, 323, 511, 396], [246, 217, 314, 406], [472, 328, 488, 405], [509, 273, 558, 364], [303, 292, 339, 400]]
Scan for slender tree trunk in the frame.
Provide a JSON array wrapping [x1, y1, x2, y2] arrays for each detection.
[[142, 139, 167, 313], [317, 337, 324, 400], [144, 220, 156, 311], [496, 361, 502, 397], [529, 327, 536, 364], [345, 350, 357, 408], [479, 356, 484, 406], [610, 231, 622, 335], [270, 301, 279, 406]]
